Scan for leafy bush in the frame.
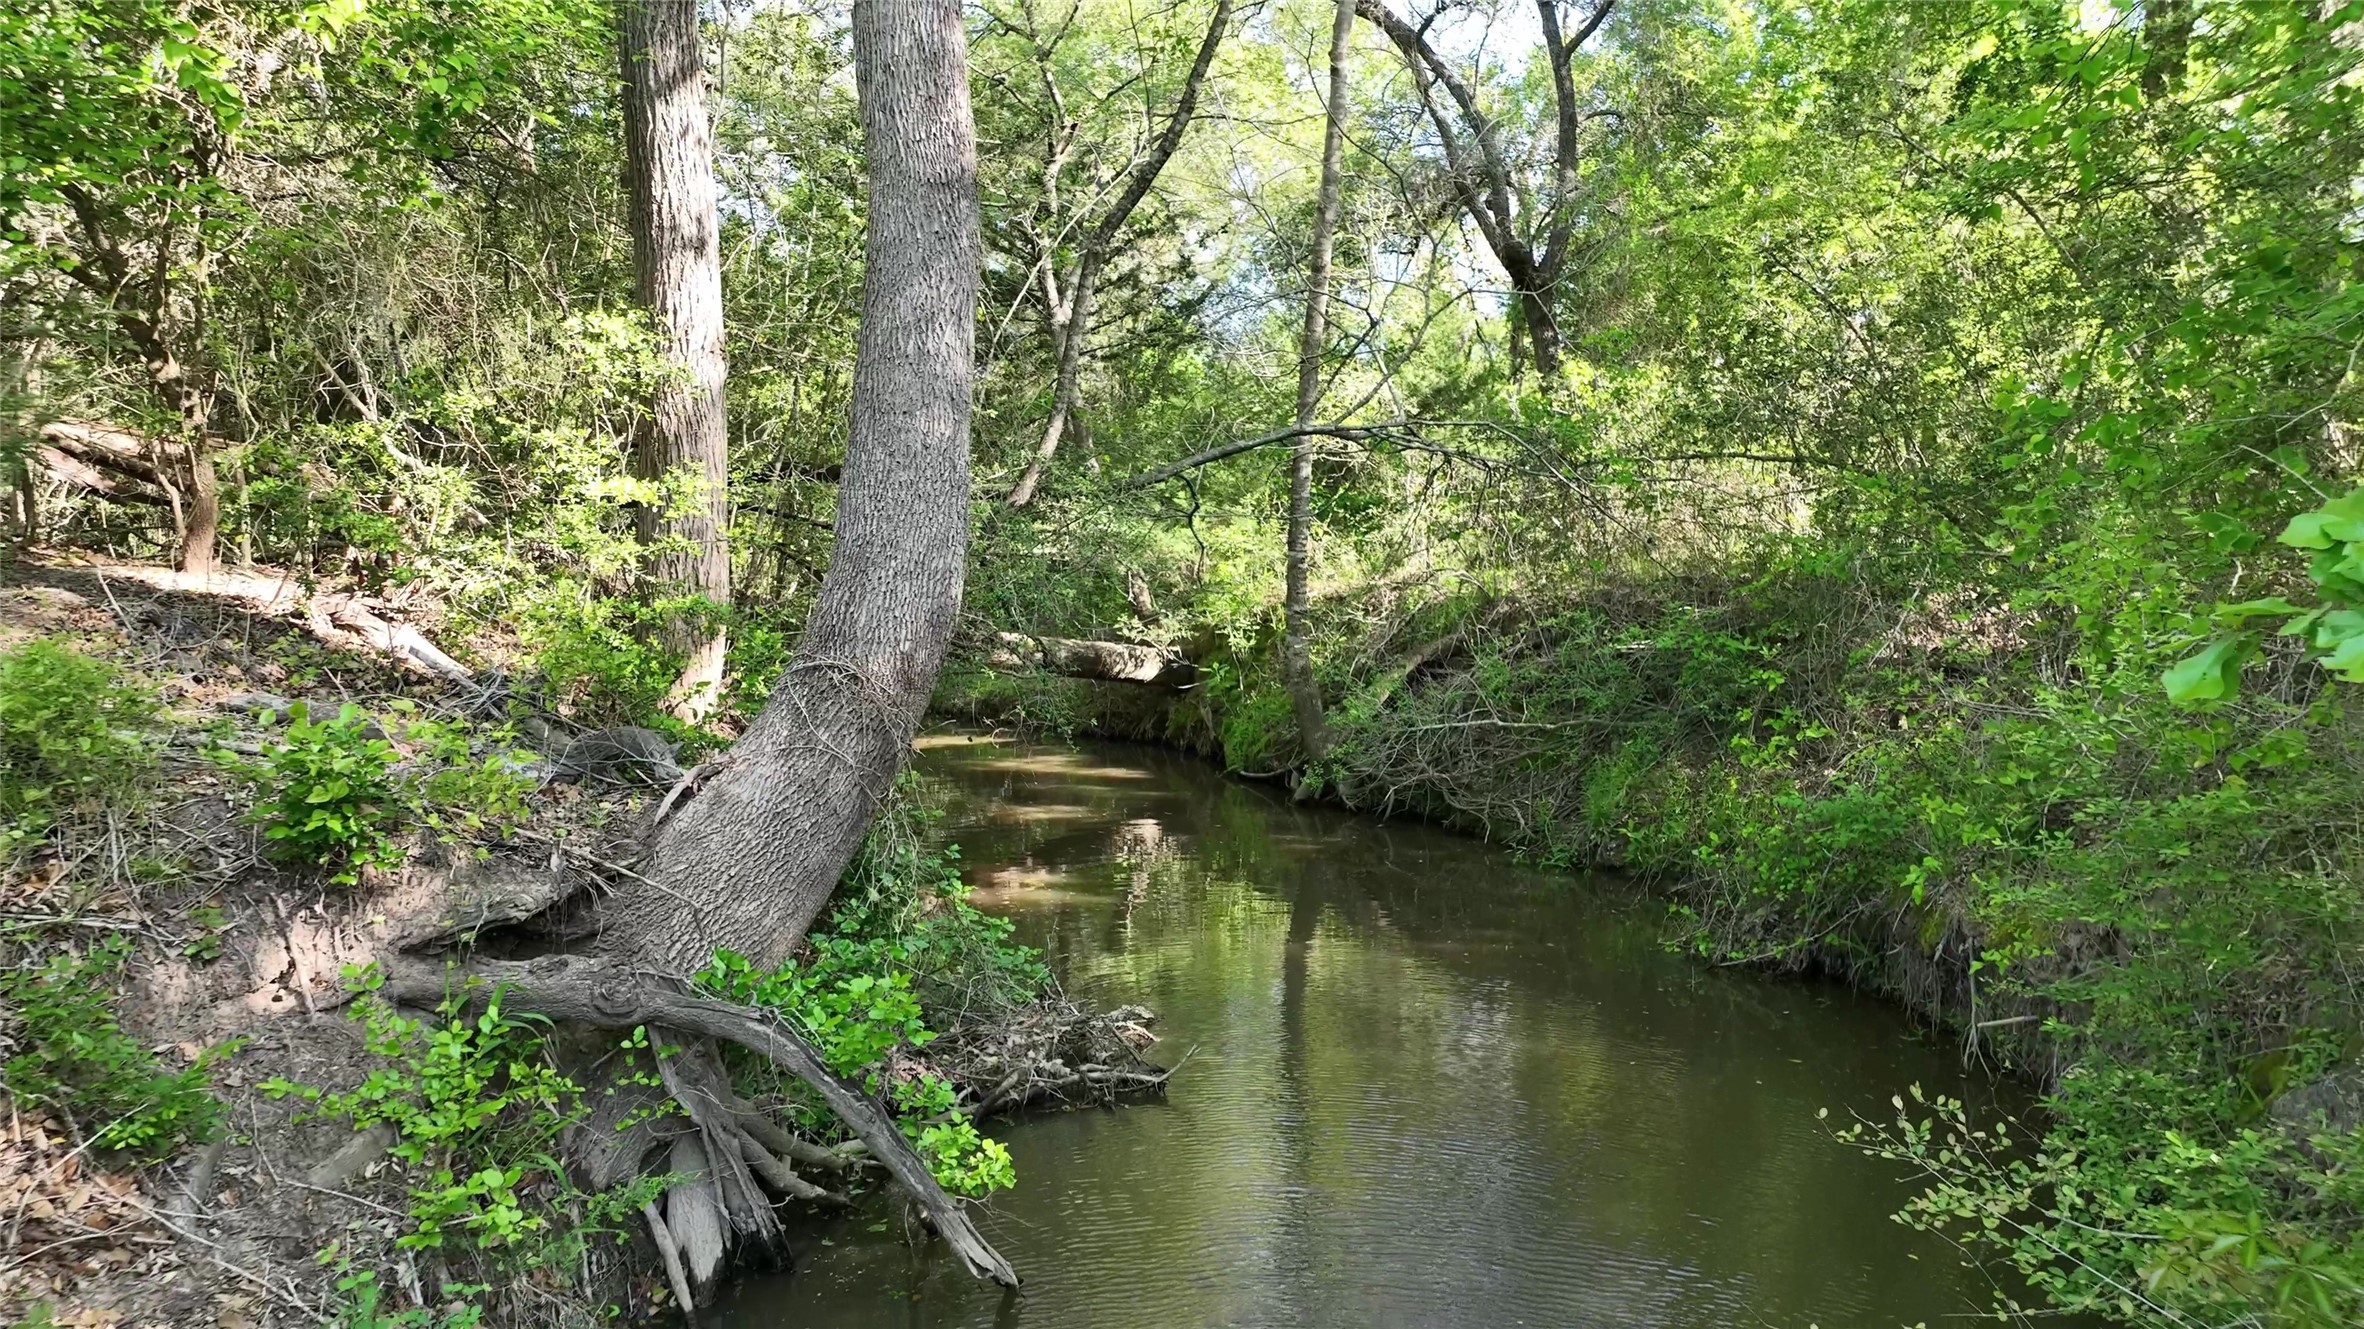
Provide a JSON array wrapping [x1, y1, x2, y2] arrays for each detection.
[[699, 907, 1028, 1200], [0, 639, 156, 843], [264, 974, 584, 1251], [229, 704, 539, 883], [1841, 1083, 2364, 1327], [238, 703, 406, 882], [0, 937, 228, 1162]]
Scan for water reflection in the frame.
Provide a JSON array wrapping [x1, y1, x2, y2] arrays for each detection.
[[709, 735, 2035, 1329]]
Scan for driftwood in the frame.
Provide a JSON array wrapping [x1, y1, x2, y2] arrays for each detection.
[[36, 420, 177, 489], [926, 1000, 1170, 1117], [314, 593, 477, 684], [33, 444, 167, 505], [985, 631, 1197, 688], [380, 954, 1021, 1289]]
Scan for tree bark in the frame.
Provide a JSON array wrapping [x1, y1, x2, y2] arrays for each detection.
[[1003, 0, 1235, 507], [1284, 0, 1356, 769], [58, 188, 221, 575], [620, 0, 733, 721], [602, 0, 981, 976]]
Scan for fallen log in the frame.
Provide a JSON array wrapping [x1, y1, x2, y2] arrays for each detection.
[[984, 631, 1197, 688], [315, 593, 477, 685], [33, 445, 167, 505], [37, 420, 176, 488]]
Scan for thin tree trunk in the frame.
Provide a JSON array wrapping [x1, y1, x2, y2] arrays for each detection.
[[120, 311, 219, 574], [605, 0, 981, 974], [1004, 0, 1234, 507], [1284, 0, 1355, 770], [1006, 249, 1099, 507], [621, 0, 732, 721], [1356, 0, 1612, 385], [179, 434, 220, 575]]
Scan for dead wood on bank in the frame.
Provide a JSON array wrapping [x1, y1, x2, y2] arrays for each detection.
[[983, 631, 1198, 688]]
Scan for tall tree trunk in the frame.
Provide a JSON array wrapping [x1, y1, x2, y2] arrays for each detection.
[[1003, 0, 1235, 508], [1284, 0, 1355, 770], [620, 0, 732, 721], [605, 0, 981, 975]]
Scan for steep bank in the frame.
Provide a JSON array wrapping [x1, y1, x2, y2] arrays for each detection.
[[0, 558, 1158, 1329], [937, 570, 2364, 1324]]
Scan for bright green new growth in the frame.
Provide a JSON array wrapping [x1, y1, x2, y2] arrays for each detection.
[[699, 939, 1017, 1199], [0, 937, 228, 1162], [0, 638, 157, 844], [227, 703, 538, 883], [263, 975, 583, 1251], [2166, 486, 2364, 705], [238, 702, 407, 881]]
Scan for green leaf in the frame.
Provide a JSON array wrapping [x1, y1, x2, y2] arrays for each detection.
[[2278, 489, 2364, 549], [2163, 636, 2256, 706], [2212, 597, 2301, 627], [2324, 634, 2364, 683]]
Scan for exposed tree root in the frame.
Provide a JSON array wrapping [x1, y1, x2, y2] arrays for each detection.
[[640, 1199, 699, 1325], [378, 954, 1022, 1289]]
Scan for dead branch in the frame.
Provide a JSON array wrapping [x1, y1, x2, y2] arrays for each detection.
[[983, 632, 1197, 687]]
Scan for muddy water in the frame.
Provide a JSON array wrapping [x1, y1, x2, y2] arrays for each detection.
[[708, 735, 2033, 1329]]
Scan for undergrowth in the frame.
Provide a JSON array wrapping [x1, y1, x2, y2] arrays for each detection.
[[0, 937, 230, 1163], [0, 637, 157, 854], [697, 784, 1050, 1198]]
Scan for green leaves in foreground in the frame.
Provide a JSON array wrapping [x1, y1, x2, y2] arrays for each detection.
[[2166, 488, 2364, 705], [699, 941, 1017, 1198]]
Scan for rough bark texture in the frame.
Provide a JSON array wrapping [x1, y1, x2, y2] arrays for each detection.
[[604, 0, 981, 975], [58, 188, 221, 575], [621, 0, 733, 719], [1003, 0, 1234, 507], [1283, 0, 1356, 768]]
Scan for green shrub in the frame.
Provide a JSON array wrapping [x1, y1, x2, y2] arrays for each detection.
[[0, 937, 228, 1162], [263, 974, 585, 1252], [698, 942, 1018, 1198], [230, 705, 538, 883], [519, 592, 680, 729], [0, 639, 156, 842], [240, 703, 406, 882]]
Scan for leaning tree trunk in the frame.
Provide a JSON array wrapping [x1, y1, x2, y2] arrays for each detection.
[[620, 0, 733, 721], [1282, 0, 1354, 770], [604, 0, 981, 976]]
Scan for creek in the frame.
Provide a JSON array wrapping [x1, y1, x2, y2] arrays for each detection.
[[708, 734, 2039, 1328]]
